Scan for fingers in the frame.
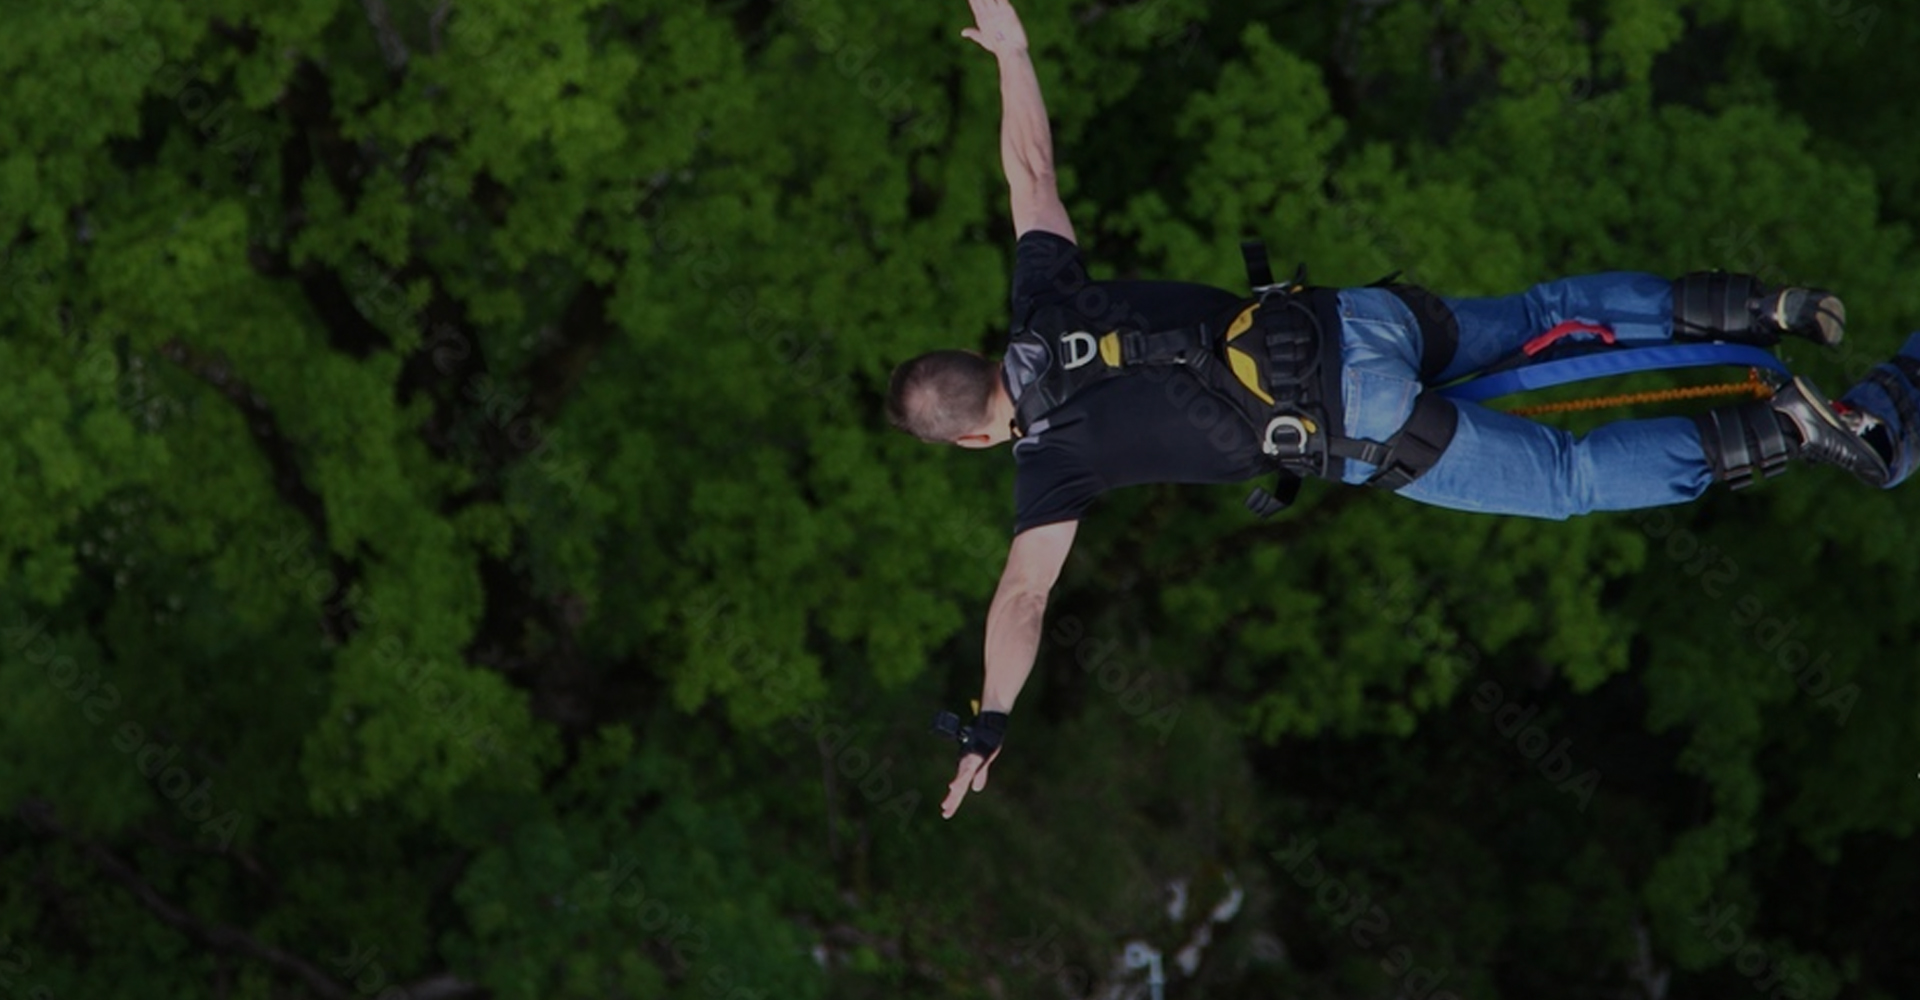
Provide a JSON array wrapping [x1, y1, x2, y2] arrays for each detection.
[[941, 749, 1003, 819], [961, 0, 1017, 51], [941, 756, 981, 819], [970, 748, 1000, 792]]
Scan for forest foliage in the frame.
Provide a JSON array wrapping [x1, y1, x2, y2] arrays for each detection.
[[1, 0, 1917, 997]]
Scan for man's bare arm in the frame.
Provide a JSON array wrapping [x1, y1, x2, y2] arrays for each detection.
[[982, 519, 1078, 712], [941, 519, 1078, 818], [962, 0, 1076, 242]]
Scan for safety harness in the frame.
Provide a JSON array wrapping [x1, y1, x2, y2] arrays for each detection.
[[1005, 241, 1462, 517]]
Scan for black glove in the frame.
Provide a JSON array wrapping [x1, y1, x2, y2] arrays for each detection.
[[930, 709, 1009, 759]]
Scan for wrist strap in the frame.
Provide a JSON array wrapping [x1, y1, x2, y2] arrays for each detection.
[[932, 709, 1010, 758], [961, 711, 1009, 759]]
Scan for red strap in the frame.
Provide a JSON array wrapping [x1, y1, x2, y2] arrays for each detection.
[[1523, 320, 1617, 357]]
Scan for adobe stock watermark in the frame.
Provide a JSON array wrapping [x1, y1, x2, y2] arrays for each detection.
[[1011, 875, 1239, 995], [258, 526, 503, 757], [791, 702, 925, 828], [1814, 0, 1880, 44], [73, 0, 266, 171], [330, 940, 413, 1000], [1483, 0, 1620, 126], [683, 592, 923, 826], [1128, 0, 1216, 72], [32, 309, 179, 429], [573, 854, 770, 1000], [815, 473, 1181, 748], [6, 619, 242, 848], [328, 944, 481, 1000], [1010, 920, 1104, 998], [5, 268, 178, 436], [1469, 680, 1601, 810], [0, 935, 55, 1000], [1046, 614, 1183, 744], [1366, 571, 1490, 682], [1631, 507, 1860, 724], [1272, 836, 1463, 1000], [780, 0, 940, 142], [1691, 899, 1814, 999], [344, 251, 592, 505], [2, 262, 176, 433], [639, 219, 853, 408], [1370, 572, 1598, 808]]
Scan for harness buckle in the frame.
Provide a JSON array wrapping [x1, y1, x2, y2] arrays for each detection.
[[1261, 414, 1318, 458]]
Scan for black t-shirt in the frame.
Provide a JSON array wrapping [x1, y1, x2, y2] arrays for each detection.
[[1008, 231, 1271, 534]]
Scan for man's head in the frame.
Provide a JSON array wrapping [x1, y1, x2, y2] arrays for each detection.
[[886, 350, 1015, 448]]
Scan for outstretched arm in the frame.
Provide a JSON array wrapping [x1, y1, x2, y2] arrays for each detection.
[[941, 519, 1078, 818], [962, 0, 1076, 242]]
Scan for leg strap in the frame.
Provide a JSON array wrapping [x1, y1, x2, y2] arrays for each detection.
[[1381, 284, 1461, 381], [1326, 392, 1461, 491], [1692, 399, 1792, 489]]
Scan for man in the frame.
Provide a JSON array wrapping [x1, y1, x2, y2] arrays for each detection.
[[900, 0, 1920, 818]]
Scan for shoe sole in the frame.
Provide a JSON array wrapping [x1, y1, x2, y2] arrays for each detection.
[[1772, 291, 1845, 347], [1792, 376, 1848, 431], [1813, 297, 1846, 347]]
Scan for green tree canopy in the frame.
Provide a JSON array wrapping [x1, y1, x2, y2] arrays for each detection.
[[2, 1, 1917, 997]]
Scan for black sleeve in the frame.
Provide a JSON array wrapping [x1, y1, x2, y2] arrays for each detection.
[[1012, 437, 1103, 535], [1009, 229, 1088, 325]]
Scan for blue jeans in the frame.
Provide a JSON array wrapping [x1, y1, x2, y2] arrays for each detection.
[[1335, 273, 1714, 518], [1841, 331, 1920, 489]]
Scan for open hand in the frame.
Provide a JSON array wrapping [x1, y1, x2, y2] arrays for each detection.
[[940, 748, 1001, 818], [960, 0, 1030, 57]]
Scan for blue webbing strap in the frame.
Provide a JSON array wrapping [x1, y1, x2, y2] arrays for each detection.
[[1436, 343, 1792, 404]]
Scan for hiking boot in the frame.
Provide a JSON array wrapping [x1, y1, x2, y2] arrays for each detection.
[[1770, 376, 1889, 486], [1758, 288, 1845, 347], [1840, 333, 1920, 488]]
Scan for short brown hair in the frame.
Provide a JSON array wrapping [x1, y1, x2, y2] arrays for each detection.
[[886, 351, 999, 442]]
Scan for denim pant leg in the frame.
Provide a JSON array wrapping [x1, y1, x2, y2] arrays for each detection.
[[1840, 331, 1920, 489], [1436, 272, 1675, 383], [1396, 406, 1714, 518], [1335, 286, 1715, 516], [1334, 288, 1425, 486]]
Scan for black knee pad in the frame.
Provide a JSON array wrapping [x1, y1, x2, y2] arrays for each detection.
[[1674, 271, 1769, 344]]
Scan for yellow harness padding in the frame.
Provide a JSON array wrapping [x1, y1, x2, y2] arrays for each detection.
[[1223, 303, 1276, 406]]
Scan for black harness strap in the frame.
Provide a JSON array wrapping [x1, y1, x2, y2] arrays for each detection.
[[1337, 392, 1461, 490], [1242, 240, 1276, 291], [1118, 327, 1210, 366], [1259, 300, 1319, 383], [1382, 284, 1462, 382], [1244, 291, 1332, 516], [1240, 244, 1460, 515], [1019, 241, 1463, 519]]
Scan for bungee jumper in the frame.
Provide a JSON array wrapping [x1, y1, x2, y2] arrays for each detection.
[[903, 0, 1920, 818]]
